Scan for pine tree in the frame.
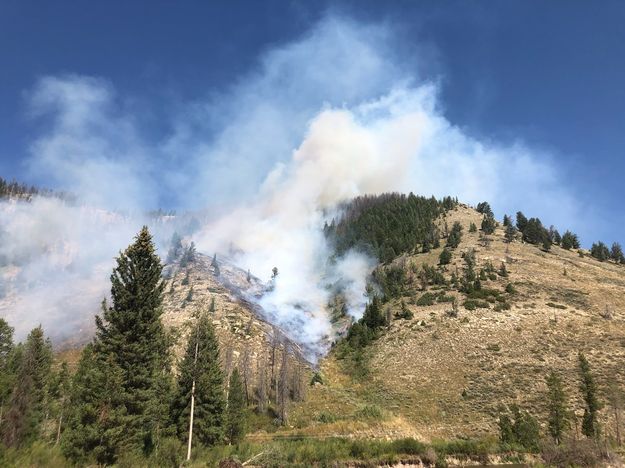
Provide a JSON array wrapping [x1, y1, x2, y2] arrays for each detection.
[[93, 226, 172, 455], [610, 242, 624, 263], [49, 361, 71, 445], [481, 215, 496, 235], [578, 353, 601, 438], [446, 222, 463, 249], [225, 369, 246, 444], [1, 326, 52, 448], [590, 241, 610, 262], [546, 371, 569, 444], [516, 211, 528, 233], [171, 312, 225, 447], [439, 248, 452, 266], [0, 318, 15, 426], [561, 230, 580, 250], [503, 214, 512, 227], [504, 224, 517, 244], [62, 345, 128, 465]]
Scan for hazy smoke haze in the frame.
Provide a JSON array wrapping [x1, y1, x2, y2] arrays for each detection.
[[0, 15, 579, 350]]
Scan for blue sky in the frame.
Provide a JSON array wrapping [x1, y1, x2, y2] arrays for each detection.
[[1, 1, 624, 245]]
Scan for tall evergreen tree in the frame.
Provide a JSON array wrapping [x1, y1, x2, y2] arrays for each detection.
[[225, 369, 246, 444], [1, 326, 52, 448], [62, 345, 128, 465], [561, 230, 580, 250], [546, 371, 569, 444], [578, 353, 601, 438], [171, 312, 225, 447], [93, 226, 172, 455], [610, 242, 624, 263], [516, 211, 528, 233], [0, 318, 15, 426]]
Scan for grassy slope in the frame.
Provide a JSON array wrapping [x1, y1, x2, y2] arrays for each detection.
[[284, 205, 625, 442]]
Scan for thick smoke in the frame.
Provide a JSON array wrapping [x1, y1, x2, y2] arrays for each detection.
[[0, 16, 579, 350]]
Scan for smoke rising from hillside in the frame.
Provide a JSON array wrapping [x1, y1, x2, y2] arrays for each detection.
[[0, 16, 578, 349]]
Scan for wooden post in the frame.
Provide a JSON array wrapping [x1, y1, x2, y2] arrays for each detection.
[[186, 328, 200, 461]]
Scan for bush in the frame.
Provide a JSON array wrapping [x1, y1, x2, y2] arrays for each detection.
[[439, 248, 452, 265], [390, 438, 427, 455], [416, 292, 437, 306], [505, 283, 516, 294], [463, 299, 490, 310]]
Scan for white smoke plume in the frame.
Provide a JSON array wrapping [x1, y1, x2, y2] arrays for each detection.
[[0, 15, 580, 351]]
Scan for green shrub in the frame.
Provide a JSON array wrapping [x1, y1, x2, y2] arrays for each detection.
[[416, 292, 437, 306]]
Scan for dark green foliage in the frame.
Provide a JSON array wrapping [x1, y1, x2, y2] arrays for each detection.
[[476, 202, 493, 217], [362, 296, 385, 330], [480, 215, 496, 235], [503, 214, 512, 227], [1, 326, 52, 448], [505, 283, 516, 294], [446, 222, 463, 249], [416, 292, 436, 306], [498, 405, 540, 451], [80, 227, 172, 457], [504, 224, 517, 243], [498, 262, 508, 277], [171, 312, 225, 446], [515, 212, 528, 233], [590, 241, 610, 262], [469, 222, 477, 233], [374, 266, 406, 299], [578, 353, 600, 438], [546, 371, 569, 445], [549, 226, 561, 245], [225, 369, 246, 444], [439, 248, 452, 265], [561, 230, 580, 250], [0, 318, 15, 418], [324, 193, 451, 262], [610, 242, 624, 263], [62, 345, 128, 465], [522, 217, 550, 246]]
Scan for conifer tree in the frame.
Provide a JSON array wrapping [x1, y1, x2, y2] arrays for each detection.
[[503, 214, 512, 227], [439, 248, 452, 266], [516, 211, 528, 233], [62, 345, 128, 465], [578, 353, 601, 438], [0, 318, 15, 426], [481, 215, 496, 235], [561, 230, 580, 250], [171, 312, 225, 447], [546, 371, 569, 444], [94, 226, 172, 455], [225, 369, 246, 444], [610, 242, 624, 263], [1, 326, 52, 448]]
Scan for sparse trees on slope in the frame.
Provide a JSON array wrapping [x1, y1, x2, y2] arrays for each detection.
[[578, 353, 601, 438], [172, 312, 225, 447], [546, 371, 569, 445], [225, 369, 246, 444], [503, 214, 512, 227]]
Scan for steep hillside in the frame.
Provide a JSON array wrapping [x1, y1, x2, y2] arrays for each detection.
[[284, 204, 625, 442]]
